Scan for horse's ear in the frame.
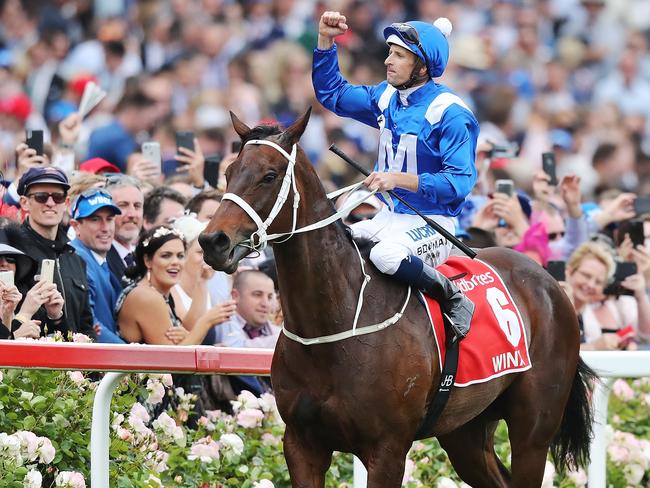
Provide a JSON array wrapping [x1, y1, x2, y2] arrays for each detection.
[[281, 106, 312, 145], [230, 111, 251, 139]]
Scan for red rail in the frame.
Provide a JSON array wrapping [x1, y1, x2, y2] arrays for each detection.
[[0, 341, 273, 374]]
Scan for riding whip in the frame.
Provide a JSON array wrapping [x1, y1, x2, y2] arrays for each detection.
[[329, 144, 476, 259]]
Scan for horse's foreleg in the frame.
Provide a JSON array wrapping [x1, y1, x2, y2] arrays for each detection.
[[284, 427, 332, 488], [437, 415, 511, 488]]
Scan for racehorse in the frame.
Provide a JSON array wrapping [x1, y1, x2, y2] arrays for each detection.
[[199, 108, 596, 487]]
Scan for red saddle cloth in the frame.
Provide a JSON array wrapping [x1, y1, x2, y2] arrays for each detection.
[[423, 256, 531, 387]]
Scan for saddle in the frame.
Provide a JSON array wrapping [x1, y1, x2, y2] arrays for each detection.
[[425, 256, 531, 387]]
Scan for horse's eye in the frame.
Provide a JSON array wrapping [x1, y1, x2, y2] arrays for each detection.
[[262, 172, 278, 183]]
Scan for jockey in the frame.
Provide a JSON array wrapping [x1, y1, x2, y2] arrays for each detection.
[[312, 12, 479, 341]]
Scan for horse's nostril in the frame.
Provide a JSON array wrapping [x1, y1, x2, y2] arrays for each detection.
[[200, 231, 231, 254], [213, 231, 231, 252]]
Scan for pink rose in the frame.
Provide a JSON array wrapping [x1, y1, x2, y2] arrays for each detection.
[[612, 379, 635, 401], [237, 408, 264, 428]]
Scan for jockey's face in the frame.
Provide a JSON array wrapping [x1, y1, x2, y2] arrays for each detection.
[[385, 44, 419, 87]]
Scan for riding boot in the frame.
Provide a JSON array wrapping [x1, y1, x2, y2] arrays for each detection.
[[392, 256, 475, 342]]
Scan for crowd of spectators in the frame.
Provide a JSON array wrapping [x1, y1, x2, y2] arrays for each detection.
[[1, 0, 650, 413]]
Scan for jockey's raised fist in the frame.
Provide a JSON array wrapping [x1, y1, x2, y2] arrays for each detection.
[[319, 11, 348, 40]]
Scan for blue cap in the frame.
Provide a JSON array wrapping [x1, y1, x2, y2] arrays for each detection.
[[550, 129, 574, 151], [72, 189, 121, 220], [17, 167, 70, 196]]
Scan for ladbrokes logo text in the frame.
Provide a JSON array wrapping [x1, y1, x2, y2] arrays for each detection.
[[456, 271, 495, 293]]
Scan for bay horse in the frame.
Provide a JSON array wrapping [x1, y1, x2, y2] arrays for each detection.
[[199, 108, 595, 487]]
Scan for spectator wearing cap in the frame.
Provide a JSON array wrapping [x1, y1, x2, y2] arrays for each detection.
[[69, 189, 124, 343], [104, 175, 144, 280], [17, 167, 96, 339], [86, 91, 157, 172], [79, 157, 121, 175]]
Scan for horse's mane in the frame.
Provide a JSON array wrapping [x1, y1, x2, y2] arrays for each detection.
[[342, 225, 375, 255]]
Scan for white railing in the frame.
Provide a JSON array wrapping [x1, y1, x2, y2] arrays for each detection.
[[0, 342, 647, 487], [580, 351, 650, 488]]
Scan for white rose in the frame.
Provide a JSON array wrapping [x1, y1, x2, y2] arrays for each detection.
[[219, 433, 244, 456], [24, 470, 42, 488]]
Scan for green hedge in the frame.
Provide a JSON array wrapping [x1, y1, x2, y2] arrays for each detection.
[[1, 367, 648, 487]]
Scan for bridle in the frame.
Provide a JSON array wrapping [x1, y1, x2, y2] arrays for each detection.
[[220, 138, 411, 345], [222, 139, 381, 252]]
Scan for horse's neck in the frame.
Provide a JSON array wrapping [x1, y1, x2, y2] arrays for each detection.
[[273, 220, 365, 336]]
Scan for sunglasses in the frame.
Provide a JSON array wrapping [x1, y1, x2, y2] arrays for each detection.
[[27, 192, 67, 204], [390, 23, 431, 74], [548, 231, 566, 241], [0, 256, 16, 264]]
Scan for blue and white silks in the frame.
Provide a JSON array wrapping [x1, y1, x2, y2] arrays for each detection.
[[312, 44, 479, 218]]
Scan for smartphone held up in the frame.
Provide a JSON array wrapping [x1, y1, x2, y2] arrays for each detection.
[[541, 152, 558, 186], [495, 179, 515, 197], [26, 129, 44, 156]]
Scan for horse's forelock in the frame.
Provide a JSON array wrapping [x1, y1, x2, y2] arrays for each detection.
[[241, 124, 283, 144]]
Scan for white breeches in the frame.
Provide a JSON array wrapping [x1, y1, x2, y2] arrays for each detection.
[[350, 207, 455, 274]]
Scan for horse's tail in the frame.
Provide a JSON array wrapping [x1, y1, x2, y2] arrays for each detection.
[[550, 357, 598, 472]]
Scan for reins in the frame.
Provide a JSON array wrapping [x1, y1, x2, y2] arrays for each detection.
[[221, 138, 410, 345]]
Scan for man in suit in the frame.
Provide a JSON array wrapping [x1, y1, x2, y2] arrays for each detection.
[[104, 175, 144, 282], [69, 189, 125, 343]]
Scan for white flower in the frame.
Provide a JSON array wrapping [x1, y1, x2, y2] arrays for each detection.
[[231, 390, 260, 412], [160, 374, 173, 387], [624, 463, 645, 485], [128, 403, 154, 441], [236, 408, 264, 428], [24, 470, 42, 488], [111, 413, 125, 429], [37, 437, 55, 464], [129, 402, 150, 423], [15, 431, 40, 462], [71, 333, 92, 343], [67, 371, 86, 387], [146, 379, 166, 405], [436, 477, 457, 488], [145, 450, 169, 473], [219, 433, 244, 456], [152, 412, 184, 444], [257, 393, 276, 413], [0, 371, 3, 382], [0, 432, 23, 464], [253, 480, 274, 488], [54, 471, 86, 488], [567, 467, 587, 487]]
